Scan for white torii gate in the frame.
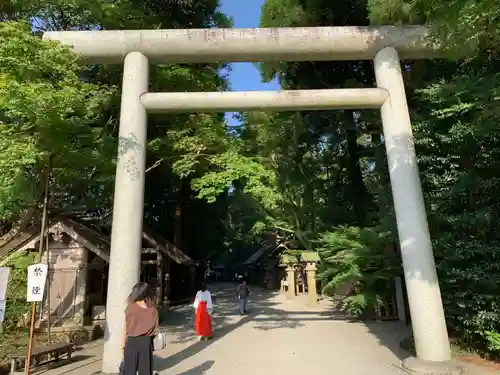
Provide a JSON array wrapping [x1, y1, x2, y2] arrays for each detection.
[[43, 26, 456, 374]]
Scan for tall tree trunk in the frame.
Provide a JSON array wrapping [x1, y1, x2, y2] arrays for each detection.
[[174, 179, 195, 294], [346, 129, 368, 225], [373, 133, 391, 220], [174, 180, 184, 252]]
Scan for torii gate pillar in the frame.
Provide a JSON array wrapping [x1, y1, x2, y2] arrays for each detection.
[[374, 47, 452, 366]]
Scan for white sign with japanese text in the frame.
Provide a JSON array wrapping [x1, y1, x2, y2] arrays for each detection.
[[27, 263, 48, 302]]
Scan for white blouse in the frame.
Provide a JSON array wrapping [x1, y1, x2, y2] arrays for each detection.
[[193, 290, 213, 311]]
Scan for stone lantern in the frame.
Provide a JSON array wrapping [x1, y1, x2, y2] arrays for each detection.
[[279, 254, 299, 300], [299, 251, 321, 307]]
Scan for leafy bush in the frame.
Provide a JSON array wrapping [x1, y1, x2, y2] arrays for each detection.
[[484, 331, 500, 354], [3, 252, 36, 330], [434, 234, 500, 357], [316, 226, 400, 315]]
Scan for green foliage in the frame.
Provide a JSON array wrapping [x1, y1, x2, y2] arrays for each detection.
[[0, 21, 115, 219], [1, 0, 236, 266], [367, 0, 500, 57], [432, 236, 500, 355], [2, 252, 36, 330], [484, 331, 500, 353], [316, 226, 399, 315], [192, 151, 280, 208], [405, 55, 500, 356]]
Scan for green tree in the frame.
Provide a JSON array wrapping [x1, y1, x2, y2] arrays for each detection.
[[316, 226, 398, 315], [0, 21, 115, 224], [367, 0, 500, 56], [368, 0, 500, 356], [1, 1, 237, 265]]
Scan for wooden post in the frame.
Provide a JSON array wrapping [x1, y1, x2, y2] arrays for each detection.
[[394, 276, 407, 322], [286, 266, 296, 299], [45, 233, 51, 342], [26, 159, 51, 375], [189, 267, 196, 296], [25, 306, 37, 374], [156, 251, 163, 304], [164, 258, 171, 305]]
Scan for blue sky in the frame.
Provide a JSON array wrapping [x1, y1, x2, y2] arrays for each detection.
[[219, 0, 280, 126]]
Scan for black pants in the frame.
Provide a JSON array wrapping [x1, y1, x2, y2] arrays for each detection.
[[123, 336, 153, 375]]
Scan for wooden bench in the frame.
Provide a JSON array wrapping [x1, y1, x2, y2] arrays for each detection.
[[9, 342, 74, 374]]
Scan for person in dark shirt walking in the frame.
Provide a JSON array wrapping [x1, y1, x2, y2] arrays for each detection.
[[236, 276, 250, 315]]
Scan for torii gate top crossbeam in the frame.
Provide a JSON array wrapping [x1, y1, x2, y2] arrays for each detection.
[[43, 26, 437, 64]]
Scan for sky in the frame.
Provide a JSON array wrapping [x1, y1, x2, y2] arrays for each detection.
[[219, 0, 280, 126]]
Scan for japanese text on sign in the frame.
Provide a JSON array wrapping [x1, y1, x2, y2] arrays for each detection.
[[27, 263, 48, 302]]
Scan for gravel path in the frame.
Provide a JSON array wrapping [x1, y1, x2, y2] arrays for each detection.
[[36, 283, 414, 375], [151, 283, 410, 375]]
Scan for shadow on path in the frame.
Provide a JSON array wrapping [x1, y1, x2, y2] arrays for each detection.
[[364, 321, 412, 361], [154, 283, 271, 371], [176, 360, 214, 375], [155, 282, 413, 372], [32, 283, 444, 375]]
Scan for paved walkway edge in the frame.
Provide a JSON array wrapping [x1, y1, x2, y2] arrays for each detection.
[[402, 357, 464, 375]]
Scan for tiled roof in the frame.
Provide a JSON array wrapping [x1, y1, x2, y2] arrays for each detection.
[[0, 225, 41, 260], [0, 218, 110, 263], [243, 244, 274, 265], [299, 251, 321, 262], [0, 217, 194, 266], [142, 225, 194, 266]]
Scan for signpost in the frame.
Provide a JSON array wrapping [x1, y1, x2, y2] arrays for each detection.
[[27, 264, 48, 302], [25, 263, 49, 374], [25, 157, 51, 375], [0, 267, 11, 333]]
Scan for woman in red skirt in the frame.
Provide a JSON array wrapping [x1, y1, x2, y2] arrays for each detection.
[[193, 284, 213, 340]]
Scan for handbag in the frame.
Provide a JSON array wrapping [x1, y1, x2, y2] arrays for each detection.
[[153, 329, 167, 352]]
